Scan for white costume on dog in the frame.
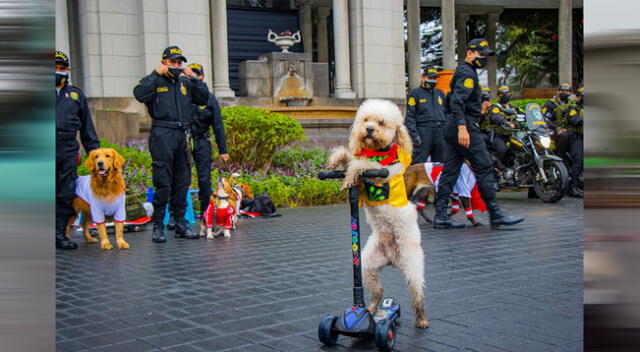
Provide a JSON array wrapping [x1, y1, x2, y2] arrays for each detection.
[[424, 162, 476, 198], [75, 175, 126, 224]]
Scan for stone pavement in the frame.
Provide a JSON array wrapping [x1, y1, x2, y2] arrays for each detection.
[[56, 196, 583, 352]]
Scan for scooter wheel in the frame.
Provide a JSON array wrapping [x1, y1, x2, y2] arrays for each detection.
[[375, 320, 396, 351], [318, 314, 339, 346]]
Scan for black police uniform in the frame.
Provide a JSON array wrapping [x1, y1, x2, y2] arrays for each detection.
[[190, 92, 228, 214], [55, 66, 100, 249], [133, 67, 209, 240], [557, 105, 584, 196], [433, 39, 523, 228], [405, 85, 446, 163]]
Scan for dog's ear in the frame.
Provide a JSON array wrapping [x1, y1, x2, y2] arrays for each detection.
[[348, 123, 363, 155], [395, 124, 413, 155], [85, 149, 97, 172], [112, 149, 125, 170]]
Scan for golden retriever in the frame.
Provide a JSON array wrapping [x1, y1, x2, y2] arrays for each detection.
[[66, 148, 128, 250]]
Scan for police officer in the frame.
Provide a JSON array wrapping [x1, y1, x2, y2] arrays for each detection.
[[133, 46, 210, 242], [542, 83, 573, 132], [186, 63, 229, 216], [433, 39, 524, 228], [482, 85, 522, 168], [55, 50, 100, 249], [480, 86, 492, 114], [557, 90, 584, 198], [405, 67, 447, 163]]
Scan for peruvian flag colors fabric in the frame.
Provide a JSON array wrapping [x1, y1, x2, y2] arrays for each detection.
[[203, 203, 236, 229], [424, 162, 487, 212]]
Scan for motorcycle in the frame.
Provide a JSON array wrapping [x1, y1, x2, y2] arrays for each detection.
[[492, 103, 569, 203]]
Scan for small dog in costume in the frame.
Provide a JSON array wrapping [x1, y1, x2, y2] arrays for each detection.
[[327, 99, 429, 328]]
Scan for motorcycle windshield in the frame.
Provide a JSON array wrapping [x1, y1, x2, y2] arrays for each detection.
[[524, 103, 548, 134]]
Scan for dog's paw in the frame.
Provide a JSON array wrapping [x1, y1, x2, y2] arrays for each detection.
[[223, 230, 231, 238], [100, 240, 113, 250], [117, 240, 129, 249], [84, 236, 98, 244], [471, 220, 482, 227], [415, 319, 430, 329], [341, 177, 356, 190], [367, 304, 378, 315]]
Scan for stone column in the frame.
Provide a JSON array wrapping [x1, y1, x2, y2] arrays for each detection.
[[332, 0, 356, 98], [300, 3, 313, 54], [559, 0, 572, 85], [210, 0, 235, 97], [456, 12, 469, 64], [487, 12, 501, 98], [317, 6, 330, 63], [55, 0, 70, 56], [441, 0, 456, 70], [407, 0, 421, 90]]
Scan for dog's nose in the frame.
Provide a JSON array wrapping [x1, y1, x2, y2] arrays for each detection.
[[97, 161, 104, 167], [366, 126, 375, 134]]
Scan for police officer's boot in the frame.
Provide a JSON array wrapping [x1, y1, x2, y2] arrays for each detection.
[[433, 200, 465, 229], [151, 221, 166, 242], [55, 217, 77, 250], [174, 210, 198, 239], [568, 187, 583, 198], [167, 214, 176, 230], [486, 199, 524, 227]]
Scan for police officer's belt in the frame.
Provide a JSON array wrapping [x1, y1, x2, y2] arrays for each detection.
[[152, 120, 191, 130], [56, 130, 77, 140]]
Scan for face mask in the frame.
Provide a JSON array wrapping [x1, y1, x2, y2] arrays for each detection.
[[423, 80, 437, 89], [55, 71, 68, 86], [499, 94, 511, 104], [482, 95, 490, 102], [166, 67, 182, 80], [472, 55, 488, 68], [559, 92, 570, 101]]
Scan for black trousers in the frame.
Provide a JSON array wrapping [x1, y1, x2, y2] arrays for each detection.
[[435, 122, 496, 211], [149, 126, 191, 225], [192, 136, 212, 213], [491, 134, 509, 164], [412, 124, 445, 164], [56, 139, 79, 233], [568, 134, 583, 188]]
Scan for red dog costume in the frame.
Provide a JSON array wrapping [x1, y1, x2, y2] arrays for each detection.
[[203, 203, 235, 230]]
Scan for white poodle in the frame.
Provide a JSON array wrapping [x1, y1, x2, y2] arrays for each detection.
[[328, 99, 429, 328]]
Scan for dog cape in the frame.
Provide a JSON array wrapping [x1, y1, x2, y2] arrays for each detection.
[[355, 144, 411, 208], [424, 162, 487, 212], [203, 203, 235, 230], [75, 175, 126, 223]]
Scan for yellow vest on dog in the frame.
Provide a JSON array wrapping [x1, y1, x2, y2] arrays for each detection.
[[357, 148, 411, 208]]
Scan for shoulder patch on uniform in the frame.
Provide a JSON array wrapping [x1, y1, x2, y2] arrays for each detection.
[[438, 96, 443, 105], [408, 97, 416, 106], [463, 78, 474, 89], [569, 109, 577, 116], [542, 107, 547, 113], [69, 91, 79, 100], [156, 87, 168, 92], [198, 105, 207, 110], [419, 98, 426, 103], [492, 107, 500, 113]]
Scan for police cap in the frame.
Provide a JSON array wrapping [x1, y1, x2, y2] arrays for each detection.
[[188, 63, 204, 75], [466, 38, 495, 56], [423, 67, 439, 78], [497, 85, 510, 94], [162, 46, 187, 62], [55, 50, 70, 66], [558, 83, 571, 91]]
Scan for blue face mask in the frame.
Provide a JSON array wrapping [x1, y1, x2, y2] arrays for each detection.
[[472, 56, 488, 68], [55, 71, 69, 86], [166, 67, 183, 80]]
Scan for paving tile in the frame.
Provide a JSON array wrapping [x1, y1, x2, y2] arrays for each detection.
[[57, 199, 583, 351]]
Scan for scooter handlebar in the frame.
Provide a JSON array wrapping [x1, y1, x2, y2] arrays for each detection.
[[318, 170, 346, 180], [362, 168, 389, 178], [317, 168, 389, 180]]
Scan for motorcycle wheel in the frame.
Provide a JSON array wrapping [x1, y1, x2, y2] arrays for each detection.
[[533, 160, 569, 203]]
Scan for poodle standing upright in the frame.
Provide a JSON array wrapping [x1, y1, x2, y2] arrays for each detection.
[[328, 99, 429, 328]]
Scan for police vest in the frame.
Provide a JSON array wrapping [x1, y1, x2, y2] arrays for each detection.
[[481, 103, 518, 136]]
